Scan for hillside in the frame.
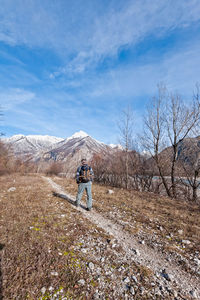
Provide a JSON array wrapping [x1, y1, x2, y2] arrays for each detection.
[[3, 134, 64, 158], [177, 136, 200, 165], [0, 174, 199, 299], [157, 136, 200, 168], [3, 133, 200, 174], [2, 131, 120, 174]]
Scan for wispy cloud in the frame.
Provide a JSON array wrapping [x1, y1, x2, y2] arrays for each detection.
[[1, 0, 200, 75], [0, 49, 24, 65], [1, 1, 200, 142], [0, 64, 41, 89], [77, 40, 200, 101], [89, 0, 200, 58], [0, 88, 35, 110], [50, 0, 200, 76]]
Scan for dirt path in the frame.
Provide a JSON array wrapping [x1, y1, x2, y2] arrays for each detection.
[[43, 176, 200, 299]]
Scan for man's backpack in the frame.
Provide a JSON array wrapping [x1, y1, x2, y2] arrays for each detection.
[[79, 165, 92, 183]]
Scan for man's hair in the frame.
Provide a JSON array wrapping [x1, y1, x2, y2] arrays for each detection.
[[81, 158, 86, 162]]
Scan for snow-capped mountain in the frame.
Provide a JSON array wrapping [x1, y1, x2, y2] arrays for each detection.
[[109, 143, 124, 150], [3, 134, 64, 157], [5, 134, 64, 145], [43, 134, 110, 162], [1, 130, 123, 174], [66, 130, 89, 141]]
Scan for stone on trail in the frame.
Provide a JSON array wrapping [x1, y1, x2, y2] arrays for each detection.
[[190, 290, 198, 298], [8, 187, 16, 192], [78, 279, 85, 286], [88, 262, 95, 270], [161, 269, 173, 281], [182, 240, 191, 245], [107, 189, 114, 194], [130, 286, 135, 295], [123, 277, 130, 284], [41, 287, 46, 294], [132, 248, 140, 256], [139, 240, 145, 245], [194, 258, 200, 266], [50, 271, 58, 276], [131, 275, 138, 283]]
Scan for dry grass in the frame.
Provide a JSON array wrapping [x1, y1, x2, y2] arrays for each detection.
[[0, 175, 103, 299], [0, 174, 158, 299], [53, 177, 200, 258]]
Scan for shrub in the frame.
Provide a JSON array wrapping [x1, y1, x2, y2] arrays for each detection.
[[45, 162, 63, 176]]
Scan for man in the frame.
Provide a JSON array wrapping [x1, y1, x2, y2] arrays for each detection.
[[75, 158, 94, 211]]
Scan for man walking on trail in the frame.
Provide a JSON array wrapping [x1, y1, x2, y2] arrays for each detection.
[[75, 158, 94, 211]]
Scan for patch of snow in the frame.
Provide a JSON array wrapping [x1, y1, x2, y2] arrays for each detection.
[[140, 150, 151, 157], [3, 134, 64, 153], [50, 271, 58, 276], [109, 144, 123, 150], [66, 130, 89, 141], [26, 135, 64, 144], [65, 131, 105, 146], [8, 187, 16, 192], [2, 134, 25, 143], [107, 189, 114, 194]]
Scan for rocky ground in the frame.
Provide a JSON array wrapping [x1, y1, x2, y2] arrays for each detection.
[[0, 174, 199, 299], [45, 177, 200, 299]]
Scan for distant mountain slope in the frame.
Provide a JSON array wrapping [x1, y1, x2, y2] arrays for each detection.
[[40, 133, 116, 174], [3, 134, 64, 158], [2, 131, 120, 173], [177, 136, 200, 164], [148, 136, 200, 175], [159, 136, 200, 163], [42, 135, 111, 164]]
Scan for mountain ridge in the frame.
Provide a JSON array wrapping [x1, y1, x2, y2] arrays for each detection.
[[2, 131, 121, 173]]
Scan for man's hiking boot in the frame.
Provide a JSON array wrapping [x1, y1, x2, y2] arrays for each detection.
[[75, 201, 79, 207], [86, 207, 92, 211]]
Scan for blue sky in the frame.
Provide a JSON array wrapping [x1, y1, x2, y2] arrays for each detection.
[[0, 0, 200, 144]]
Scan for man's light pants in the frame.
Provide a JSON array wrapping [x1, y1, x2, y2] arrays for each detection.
[[76, 181, 92, 208]]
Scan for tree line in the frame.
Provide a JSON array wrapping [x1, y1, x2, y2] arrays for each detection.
[[1, 84, 200, 203], [92, 84, 200, 203]]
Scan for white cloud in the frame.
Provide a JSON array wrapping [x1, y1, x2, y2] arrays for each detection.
[[67, 40, 200, 102], [1, 0, 200, 142], [0, 49, 24, 65], [60, 0, 200, 74], [1, 0, 200, 75], [0, 88, 35, 110]]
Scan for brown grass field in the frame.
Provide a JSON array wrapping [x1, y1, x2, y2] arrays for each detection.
[[0, 174, 161, 300], [54, 177, 200, 261], [0, 174, 200, 299]]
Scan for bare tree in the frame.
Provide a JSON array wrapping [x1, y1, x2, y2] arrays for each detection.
[[91, 153, 108, 183], [178, 138, 200, 202], [141, 84, 172, 197], [118, 106, 134, 189], [0, 140, 8, 175], [164, 86, 200, 198], [189, 156, 200, 202], [45, 162, 63, 176], [91, 151, 117, 187], [142, 84, 200, 199]]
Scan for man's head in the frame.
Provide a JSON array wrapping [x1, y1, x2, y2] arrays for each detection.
[[81, 158, 87, 166]]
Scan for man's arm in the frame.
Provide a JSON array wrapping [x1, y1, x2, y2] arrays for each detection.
[[76, 167, 81, 184], [89, 166, 94, 181]]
